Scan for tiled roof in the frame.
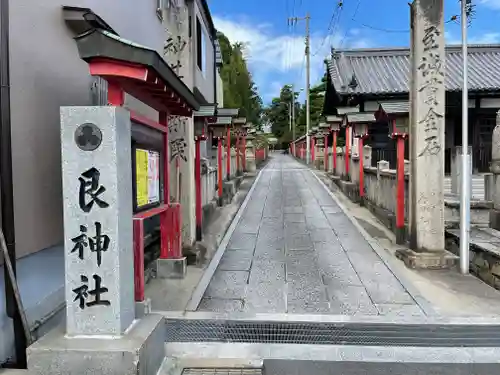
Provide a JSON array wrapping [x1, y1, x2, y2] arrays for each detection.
[[346, 113, 376, 123], [327, 45, 500, 95], [326, 115, 342, 123], [379, 101, 410, 114], [193, 105, 216, 117]]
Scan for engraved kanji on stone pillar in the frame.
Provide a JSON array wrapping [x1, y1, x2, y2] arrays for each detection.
[[61, 106, 134, 336], [409, 0, 445, 252]]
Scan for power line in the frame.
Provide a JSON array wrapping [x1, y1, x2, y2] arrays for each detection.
[[313, 1, 344, 57], [339, 0, 361, 49]]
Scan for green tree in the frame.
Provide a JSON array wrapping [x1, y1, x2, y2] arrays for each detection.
[[217, 32, 263, 128], [263, 84, 301, 147], [296, 74, 327, 135]]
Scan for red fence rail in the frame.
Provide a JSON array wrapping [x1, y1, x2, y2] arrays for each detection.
[[133, 202, 182, 302]]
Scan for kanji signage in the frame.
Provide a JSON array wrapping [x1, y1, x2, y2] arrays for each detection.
[[61, 106, 135, 336]]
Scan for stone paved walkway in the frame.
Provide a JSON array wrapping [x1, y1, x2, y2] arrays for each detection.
[[198, 154, 424, 316]]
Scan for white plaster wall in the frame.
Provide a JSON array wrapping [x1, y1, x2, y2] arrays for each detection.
[[9, 0, 165, 259]]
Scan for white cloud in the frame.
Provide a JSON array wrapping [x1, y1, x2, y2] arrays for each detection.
[[213, 15, 374, 102], [479, 0, 500, 10], [445, 31, 500, 44]]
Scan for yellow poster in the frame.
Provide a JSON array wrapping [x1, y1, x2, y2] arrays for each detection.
[[136, 149, 149, 207]]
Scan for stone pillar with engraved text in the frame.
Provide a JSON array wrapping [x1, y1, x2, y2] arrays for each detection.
[[408, 0, 445, 253]]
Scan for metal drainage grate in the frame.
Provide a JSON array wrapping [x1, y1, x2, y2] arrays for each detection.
[[165, 319, 500, 347], [182, 369, 262, 375]]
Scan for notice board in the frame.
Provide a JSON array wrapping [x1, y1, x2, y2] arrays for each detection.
[[135, 148, 160, 208]]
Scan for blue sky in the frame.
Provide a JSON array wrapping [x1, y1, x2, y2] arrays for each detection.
[[208, 0, 500, 104]]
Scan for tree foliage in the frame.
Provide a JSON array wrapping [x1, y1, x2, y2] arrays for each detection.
[[263, 73, 328, 147], [217, 32, 263, 128]]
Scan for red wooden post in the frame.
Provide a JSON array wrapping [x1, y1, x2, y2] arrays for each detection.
[[345, 125, 350, 179], [226, 126, 231, 180], [359, 136, 365, 202], [396, 135, 406, 244], [241, 136, 247, 172], [133, 219, 145, 302], [332, 130, 338, 174], [236, 135, 240, 174], [324, 134, 328, 171], [195, 136, 202, 241], [218, 137, 223, 206], [311, 137, 316, 164], [107, 81, 124, 106]]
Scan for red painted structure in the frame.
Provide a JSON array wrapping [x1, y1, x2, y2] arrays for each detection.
[[226, 127, 231, 180], [357, 135, 368, 200], [332, 130, 338, 173], [218, 137, 223, 205], [345, 124, 350, 178], [324, 134, 329, 171], [85, 58, 196, 303], [390, 119, 408, 245]]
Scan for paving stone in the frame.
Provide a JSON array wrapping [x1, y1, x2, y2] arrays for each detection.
[[204, 270, 248, 299], [236, 214, 262, 234], [287, 281, 330, 313], [306, 216, 332, 230], [363, 281, 415, 305], [284, 222, 308, 235], [248, 260, 285, 284], [198, 298, 244, 313], [284, 213, 306, 223], [227, 233, 258, 250], [309, 228, 338, 243], [218, 250, 253, 271], [327, 285, 378, 315], [321, 204, 343, 214], [375, 303, 425, 317], [285, 233, 313, 250], [283, 206, 304, 214], [244, 282, 287, 313]]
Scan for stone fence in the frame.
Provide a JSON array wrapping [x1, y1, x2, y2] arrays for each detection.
[[312, 146, 492, 233]]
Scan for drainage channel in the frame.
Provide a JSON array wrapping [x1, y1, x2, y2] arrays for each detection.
[[165, 318, 500, 347]]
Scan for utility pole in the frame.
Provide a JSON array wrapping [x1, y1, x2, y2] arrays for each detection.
[[291, 83, 295, 142], [460, 0, 471, 275], [288, 13, 310, 163]]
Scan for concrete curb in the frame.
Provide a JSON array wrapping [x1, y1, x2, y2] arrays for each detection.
[[309, 168, 438, 317], [185, 168, 265, 311]]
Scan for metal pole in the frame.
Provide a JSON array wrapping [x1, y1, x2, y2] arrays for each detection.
[[291, 84, 295, 142], [288, 102, 292, 132], [460, 0, 470, 275], [305, 13, 311, 164]]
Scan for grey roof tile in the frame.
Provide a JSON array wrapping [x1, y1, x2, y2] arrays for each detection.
[[379, 101, 410, 114], [346, 113, 376, 123], [327, 45, 500, 95]]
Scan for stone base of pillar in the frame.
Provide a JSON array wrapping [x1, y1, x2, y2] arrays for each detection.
[[135, 298, 152, 319], [490, 209, 500, 231], [156, 257, 187, 279], [27, 314, 165, 375], [395, 248, 458, 269], [395, 227, 406, 245]]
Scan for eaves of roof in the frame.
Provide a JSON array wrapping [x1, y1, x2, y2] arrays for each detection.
[[327, 45, 500, 95]]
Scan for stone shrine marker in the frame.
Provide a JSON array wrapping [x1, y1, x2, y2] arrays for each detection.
[[61, 106, 134, 336], [409, 0, 445, 252]]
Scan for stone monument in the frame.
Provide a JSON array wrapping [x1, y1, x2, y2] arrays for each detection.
[[27, 107, 165, 375], [490, 110, 500, 230], [398, 0, 457, 268]]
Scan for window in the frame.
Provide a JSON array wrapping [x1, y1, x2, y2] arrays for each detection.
[[196, 17, 206, 73]]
